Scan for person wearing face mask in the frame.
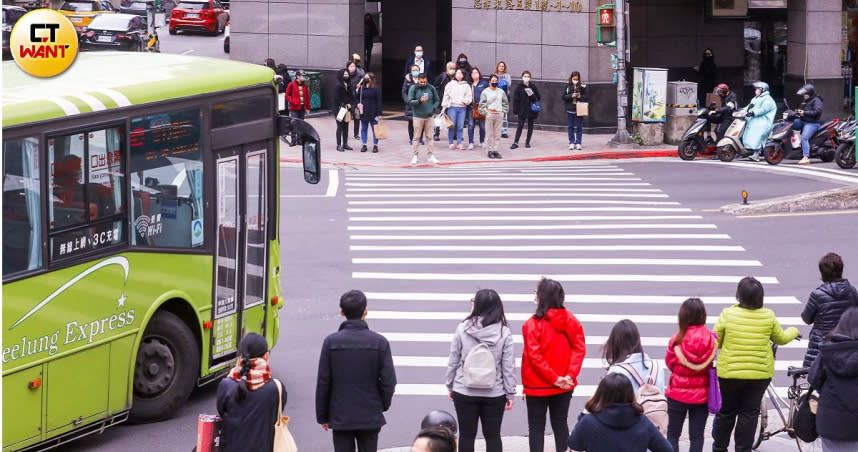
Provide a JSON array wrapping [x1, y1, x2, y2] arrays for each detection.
[[695, 48, 718, 107], [442, 68, 473, 150], [479, 74, 509, 159], [347, 60, 365, 140], [402, 64, 424, 147], [285, 69, 311, 120], [432, 61, 457, 141], [511, 70, 540, 149], [408, 73, 441, 165], [467, 67, 489, 150], [356, 72, 383, 153], [335, 68, 355, 152], [561, 71, 587, 151], [493, 61, 512, 138], [404, 44, 432, 80], [456, 53, 472, 76]]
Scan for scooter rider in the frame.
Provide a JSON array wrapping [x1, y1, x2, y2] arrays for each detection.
[[710, 83, 737, 139], [793, 84, 823, 165], [742, 81, 777, 161]]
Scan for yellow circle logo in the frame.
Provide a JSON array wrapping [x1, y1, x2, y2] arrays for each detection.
[[10, 9, 79, 78]]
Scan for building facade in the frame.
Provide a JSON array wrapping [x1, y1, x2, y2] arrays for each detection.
[[231, 0, 848, 131]]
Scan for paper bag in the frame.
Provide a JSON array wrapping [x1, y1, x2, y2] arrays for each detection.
[[705, 93, 721, 109], [575, 102, 589, 117], [374, 121, 388, 140]]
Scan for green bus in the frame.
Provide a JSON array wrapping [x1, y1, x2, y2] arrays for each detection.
[[2, 52, 321, 451]]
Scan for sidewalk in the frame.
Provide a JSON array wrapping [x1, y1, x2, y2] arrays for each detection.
[[281, 114, 678, 168]]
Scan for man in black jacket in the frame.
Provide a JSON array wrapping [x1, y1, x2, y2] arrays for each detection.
[[316, 290, 397, 452], [709, 83, 737, 140], [793, 83, 824, 165]]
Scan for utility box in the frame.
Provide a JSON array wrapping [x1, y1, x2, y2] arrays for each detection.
[[631, 67, 668, 123], [666, 81, 698, 116]]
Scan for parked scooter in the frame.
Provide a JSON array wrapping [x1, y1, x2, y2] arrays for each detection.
[[678, 107, 718, 160], [716, 109, 760, 162], [762, 109, 838, 165], [834, 117, 857, 169]]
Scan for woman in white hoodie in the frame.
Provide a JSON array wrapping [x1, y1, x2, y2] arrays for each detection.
[[442, 68, 473, 150], [445, 289, 515, 452]]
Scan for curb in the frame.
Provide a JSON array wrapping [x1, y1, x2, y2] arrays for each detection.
[[720, 185, 858, 215], [279, 149, 678, 168]]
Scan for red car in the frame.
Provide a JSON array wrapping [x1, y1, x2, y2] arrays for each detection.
[[169, 0, 228, 35]]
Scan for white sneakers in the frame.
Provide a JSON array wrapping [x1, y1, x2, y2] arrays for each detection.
[[568, 143, 575, 150], [410, 155, 419, 165], [798, 156, 811, 165], [576, 144, 583, 150], [428, 155, 440, 164], [467, 143, 474, 150]]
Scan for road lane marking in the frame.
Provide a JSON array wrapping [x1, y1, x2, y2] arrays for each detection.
[[181, 49, 195, 55], [350, 233, 732, 240], [346, 193, 669, 198], [347, 224, 719, 231], [347, 207, 690, 213], [350, 244, 745, 251], [391, 356, 803, 371], [353, 273, 779, 284], [738, 209, 858, 219], [352, 257, 762, 267], [279, 169, 338, 198], [346, 182, 651, 187], [372, 312, 801, 325], [697, 160, 858, 184], [392, 383, 791, 398], [379, 333, 798, 347], [348, 199, 680, 205], [348, 215, 702, 221], [346, 176, 641, 181], [362, 293, 799, 304], [346, 187, 662, 192]]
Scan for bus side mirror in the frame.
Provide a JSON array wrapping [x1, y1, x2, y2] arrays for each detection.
[[302, 140, 320, 184], [278, 114, 321, 185]]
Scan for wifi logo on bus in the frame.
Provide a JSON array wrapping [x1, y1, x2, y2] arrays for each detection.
[[135, 214, 163, 239]]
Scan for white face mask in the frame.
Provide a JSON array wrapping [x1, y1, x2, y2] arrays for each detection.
[[415, 51, 423, 58], [572, 80, 579, 84], [522, 76, 531, 83]]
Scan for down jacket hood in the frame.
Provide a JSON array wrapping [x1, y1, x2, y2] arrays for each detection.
[[546, 308, 573, 332], [674, 325, 717, 370], [465, 320, 504, 346], [593, 403, 641, 429], [820, 279, 858, 300], [823, 335, 858, 378]]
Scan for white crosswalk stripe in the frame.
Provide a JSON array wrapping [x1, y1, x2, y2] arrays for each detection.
[[343, 165, 808, 399]]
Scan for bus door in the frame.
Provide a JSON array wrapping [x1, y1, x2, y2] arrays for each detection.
[[211, 141, 269, 363]]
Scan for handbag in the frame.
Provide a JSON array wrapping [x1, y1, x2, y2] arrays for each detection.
[[336, 107, 348, 122], [576, 101, 589, 117], [433, 114, 446, 130], [472, 105, 485, 120], [374, 120, 388, 140], [793, 390, 819, 442], [530, 100, 541, 113], [196, 414, 222, 452], [443, 113, 453, 129], [707, 332, 721, 414], [273, 379, 298, 452]]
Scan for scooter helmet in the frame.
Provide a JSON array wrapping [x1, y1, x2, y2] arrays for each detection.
[[716, 83, 729, 96], [420, 410, 458, 436], [797, 84, 816, 97], [752, 81, 769, 93]]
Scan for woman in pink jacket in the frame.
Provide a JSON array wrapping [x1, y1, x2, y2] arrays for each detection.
[[664, 298, 717, 452]]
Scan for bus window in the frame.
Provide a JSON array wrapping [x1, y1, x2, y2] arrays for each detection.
[[2, 137, 42, 277], [211, 96, 272, 128], [129, 108, 204, 248]]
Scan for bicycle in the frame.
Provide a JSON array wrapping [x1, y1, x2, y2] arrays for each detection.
[[753, 344, 821, 451]]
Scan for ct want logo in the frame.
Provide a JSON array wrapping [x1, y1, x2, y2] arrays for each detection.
[[10, 9, 79, 78]]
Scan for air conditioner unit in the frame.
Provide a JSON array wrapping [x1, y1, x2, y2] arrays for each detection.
[[710, 0, 749, 18]]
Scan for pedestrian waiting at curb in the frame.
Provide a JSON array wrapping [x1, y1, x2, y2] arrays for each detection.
[[356, 73, 383, 154], [444, 289, 515, 452], [801, 252, 858, 367], [479, 74, 508, 160], [433, 61, 457, 141], [411, 427, 457, 452], [521, 278, 586, 452], [408, 73, 441, 165], [285, 70, 310, 120], [404, 44, 431, 80], [467, 67, 489, 150], [493, 61, 511, 138], [315, 290, 397, 452], [402, 64, 422, 146], [711, 276, 799, 452], [335, 67, 355, 152], [605, 319, 667, 393], [511, 70, 540, 149], [216, 333, 285, 452], [664, 298, 717, 452], [568, 373, 673, 452], [455, 53, 472, 78], [808, 306, 858, 452], [347, 60, 365, 140], [441, 68, 472, 150], [562, 70, 587, 150]]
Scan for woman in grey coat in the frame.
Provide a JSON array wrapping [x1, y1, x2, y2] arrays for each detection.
[[445, 289, 516, 452]]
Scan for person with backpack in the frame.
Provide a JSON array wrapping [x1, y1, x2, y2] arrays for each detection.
[[604, 319, 668, 435], [521, 278, 586, 452], [664, 298, 717, 452], [216, 333, 285, 452], [809, 306, 858, 452], [711, 276, 799, 452], [567, 373, 673, 452], [802, 252, 858, 367], [444, 289, 515, 452]]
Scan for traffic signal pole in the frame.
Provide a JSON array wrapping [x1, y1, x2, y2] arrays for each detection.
[[611, 0, 632, 144]]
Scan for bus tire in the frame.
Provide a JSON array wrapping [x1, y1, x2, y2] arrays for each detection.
[[129, 310, 199, 422]]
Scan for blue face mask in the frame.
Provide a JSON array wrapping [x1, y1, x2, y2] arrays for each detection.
[[411, 71, 420, 78]]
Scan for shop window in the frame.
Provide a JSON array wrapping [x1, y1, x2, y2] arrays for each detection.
[[3, 137, 42, 277]]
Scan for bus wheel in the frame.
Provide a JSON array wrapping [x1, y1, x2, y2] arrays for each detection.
[[130, 311, 199, 422]]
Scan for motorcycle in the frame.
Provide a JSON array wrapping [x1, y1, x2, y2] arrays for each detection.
[[716, 110, 759, 162], [834, 117, 857, 169], [678, 107, 718, 160], [762, 110, 838, 165]]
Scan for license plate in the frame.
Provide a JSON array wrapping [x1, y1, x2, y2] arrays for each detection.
[[185, 13, 199, 18], [97, 35, 113, 42]]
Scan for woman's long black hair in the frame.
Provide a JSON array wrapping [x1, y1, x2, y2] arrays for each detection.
[[464, 289, 508, 328], [534, 277, 565, 319], [603, 319, 644, 366]]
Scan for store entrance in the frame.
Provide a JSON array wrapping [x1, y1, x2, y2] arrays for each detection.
[[743, 10, 788, 105]]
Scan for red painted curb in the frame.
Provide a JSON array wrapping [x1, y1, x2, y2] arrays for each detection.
[[280, 149, 679, 168]]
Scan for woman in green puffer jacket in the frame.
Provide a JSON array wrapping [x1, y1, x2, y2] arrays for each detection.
[[711, 277, 800, 452]]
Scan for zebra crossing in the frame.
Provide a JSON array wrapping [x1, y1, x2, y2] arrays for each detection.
[[344, 164, 807, 399]]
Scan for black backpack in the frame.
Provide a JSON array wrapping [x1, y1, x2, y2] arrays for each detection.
[[793, 390, 819, 442]]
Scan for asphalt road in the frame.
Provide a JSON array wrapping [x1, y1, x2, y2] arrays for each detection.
[[156, 19, 228, 58], [64, 159, 858, 452]]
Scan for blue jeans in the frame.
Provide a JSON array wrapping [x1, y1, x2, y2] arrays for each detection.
[[361, 118, 378, 145], [447, 106, 467, 145], [467, 107, 486, 144], [792, 119, 820, 157], [567, 111, 584, 144]]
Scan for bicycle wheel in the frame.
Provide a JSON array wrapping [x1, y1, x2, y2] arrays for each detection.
[[755, 386, 790, 450], [753, 397, 768, 450]]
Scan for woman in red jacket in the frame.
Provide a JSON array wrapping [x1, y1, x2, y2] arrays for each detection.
[[285, 70, 311, 119], [664, 298, 717, 452], [521, 278, 586, 452]]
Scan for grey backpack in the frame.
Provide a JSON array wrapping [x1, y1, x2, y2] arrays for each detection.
[[462, 343, 496, 389]]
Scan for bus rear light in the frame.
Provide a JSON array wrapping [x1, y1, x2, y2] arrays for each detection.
[[29, 378, 41, 389], [271, 296, 279, 306], [202, 320, 212, 329]]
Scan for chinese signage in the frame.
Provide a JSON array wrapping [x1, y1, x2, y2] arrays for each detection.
[[473, 0, 584, 12], [212, 317, 236, 358], [51, 220, 124, 260]]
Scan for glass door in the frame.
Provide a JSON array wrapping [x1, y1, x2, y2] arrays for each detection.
[[212, 155, 240, 360]]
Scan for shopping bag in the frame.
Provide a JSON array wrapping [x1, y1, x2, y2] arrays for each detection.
[[273, 380, 298, 452], [443, 114, 453, 129], [707, 367, 721, 414], [374, 121, 388, 140], [576, 102, 589, 117], [196, 414, 222, 452], [705, 93, 722, 109], [434, 114, 450, 130], [336, 107, 348, 122]]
